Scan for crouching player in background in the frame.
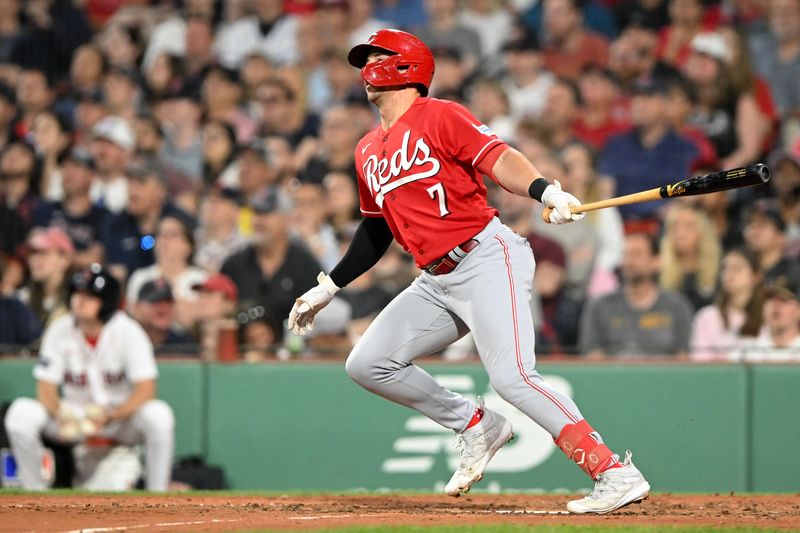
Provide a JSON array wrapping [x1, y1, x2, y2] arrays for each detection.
[[4, 264, 174, 490]]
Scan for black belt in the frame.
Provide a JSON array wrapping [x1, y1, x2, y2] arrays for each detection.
[[423, 238, 479, 276]]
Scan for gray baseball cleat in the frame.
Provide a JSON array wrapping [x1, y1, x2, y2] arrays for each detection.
[[566, 450, 650, 514], [444, 399, 514, 497]]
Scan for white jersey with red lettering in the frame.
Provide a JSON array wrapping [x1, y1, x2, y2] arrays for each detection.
[[355, 97, 506, 267], [34, 311, 158, 408]]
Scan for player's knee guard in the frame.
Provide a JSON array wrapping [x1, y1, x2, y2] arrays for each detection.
[[555, 419, 617, 479]]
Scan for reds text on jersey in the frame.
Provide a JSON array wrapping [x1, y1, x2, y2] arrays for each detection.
[[34, 312, 158, 407], [355, 97, 508, 267]]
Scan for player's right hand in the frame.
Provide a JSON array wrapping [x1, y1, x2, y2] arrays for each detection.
[[541, 180, 585, 224], [288, 272, 340, 335]]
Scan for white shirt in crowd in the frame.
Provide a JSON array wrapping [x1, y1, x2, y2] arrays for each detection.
[[214, 15, 299, 68], [90, 176, 128, 214]]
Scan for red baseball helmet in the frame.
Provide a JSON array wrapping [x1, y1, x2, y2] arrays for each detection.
[[348, 29, 435, 96]]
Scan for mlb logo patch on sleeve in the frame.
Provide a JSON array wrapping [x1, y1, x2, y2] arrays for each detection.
[[473, 124, 495, 136]]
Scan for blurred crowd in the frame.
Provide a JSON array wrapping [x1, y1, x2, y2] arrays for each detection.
[[0, 0, 798, 361]]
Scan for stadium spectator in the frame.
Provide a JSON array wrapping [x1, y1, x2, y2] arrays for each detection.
[[14, 68, 53, 138], [466, 78, 516, 142], [234, 139, 277, 206], [203, 66, 258, 145], [659, 202, 721, 310], [655, 0, 713, 68], [690, 247, 765, 361], [130, 278, 194, 350], [255, 77, 319, 150], [323, 170, 360, 233], [182, 16, 216, 82], [220, 188, 345, 341], [156, 86, 203, 188], [9, 0, 91, 83], [609, 26, 665, 91], [500, 28, 554, 121], [458, 0, 514, 60], [105, 157, 194, 281], [541, 0, 611, 80], [574, 66, 631, 150], [598, 75, 697, 224], [125, 215, 205, 329], [191, 273, 239, 360], [200, 120, 238, 190], [214, 0, 299, 68], [560, 142, 624, 297], [414, 0, 482, 71], [96, 23, 143, 72], [768, 150, 800, 255], [682, 31, 773, 170], [743, 201, 800, 293], [662, 73, 719, 170], [17, 226, 74, 329], [143, 53, 185, 105], [141, 0, 218, 70], [133, 114, 165, 156], [614, 0, 671, 31], [89, 115, 135, 214], [539, 77, 582, 151], [101, 67, 140, 124], [298, 105, 360, 185], [579, 232, 694, 357], [33, 147, 109, 269], [347, 0, 395, 48], [1, 140, 41, 231], [30, 110, 71, 202], [428, 46, 471, 102], [0, 0, 23, 65], [194, 186, 248, 273], [290, 181, 340, 272], [748, 0, 800, 120], [736, 284, 800, 361], [68, 44, 107, 98], [0, 257, 41, 345]]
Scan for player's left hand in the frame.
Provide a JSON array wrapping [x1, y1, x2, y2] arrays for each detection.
[[288, 272, 340, 335], [541, 180, 586, 224]]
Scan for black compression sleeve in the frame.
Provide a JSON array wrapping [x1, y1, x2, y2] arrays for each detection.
[[329, 217, 394, 288]]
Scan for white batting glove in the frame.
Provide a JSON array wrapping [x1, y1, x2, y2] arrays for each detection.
[[288, 272, 340, 335], [541, 180, 586, 224]]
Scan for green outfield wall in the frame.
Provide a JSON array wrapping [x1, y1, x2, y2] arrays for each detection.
[[1, 359, 798, 493]]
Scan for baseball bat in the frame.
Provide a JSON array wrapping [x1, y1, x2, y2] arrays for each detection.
[[541, 164, 770, 223]]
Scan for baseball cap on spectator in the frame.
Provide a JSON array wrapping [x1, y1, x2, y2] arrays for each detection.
[[767, 149, 800, 171], [125, 155, 165, 183], [250, 187, 281, 214], [690, 32, 730, 62], [502, 29, 540, 53], [210, 184, 243, 206], [138, 278, 174, 303], [92, 115, 135, 151], [746, 202, 786, 233], [192, 273, 238, 301], [238, 139, 271, 163], [763, 284, 799, 302], [630, 75, 670, 96], [28, 227, 75, 255], [59, 146, 95, 169]]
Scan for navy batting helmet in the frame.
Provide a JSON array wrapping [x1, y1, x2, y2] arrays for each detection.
[[68, 263, 121, 322]]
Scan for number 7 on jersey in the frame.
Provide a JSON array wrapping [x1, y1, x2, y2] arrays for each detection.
[[426, 182, 451, 217]]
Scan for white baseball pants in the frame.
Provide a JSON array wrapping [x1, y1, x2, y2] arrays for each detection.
[[346, 217, 584, 435], [4, 397, 174, 491]]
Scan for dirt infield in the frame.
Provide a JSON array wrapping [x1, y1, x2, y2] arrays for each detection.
[[1, 493, 799, 532]]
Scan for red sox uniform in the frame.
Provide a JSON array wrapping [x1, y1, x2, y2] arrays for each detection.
[[289, 29, 650, 513], [4, 310, 174, 491]]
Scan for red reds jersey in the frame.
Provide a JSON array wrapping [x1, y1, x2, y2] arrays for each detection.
[[355, 97, 508, 267]]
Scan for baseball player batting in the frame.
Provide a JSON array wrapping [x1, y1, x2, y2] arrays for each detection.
[[3, 264, 174, 491], [289, 29, 650, 514]]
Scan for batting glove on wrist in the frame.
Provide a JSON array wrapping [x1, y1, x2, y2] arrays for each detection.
[[288, 272, 340, 335], [541, 180, 585, 224]]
